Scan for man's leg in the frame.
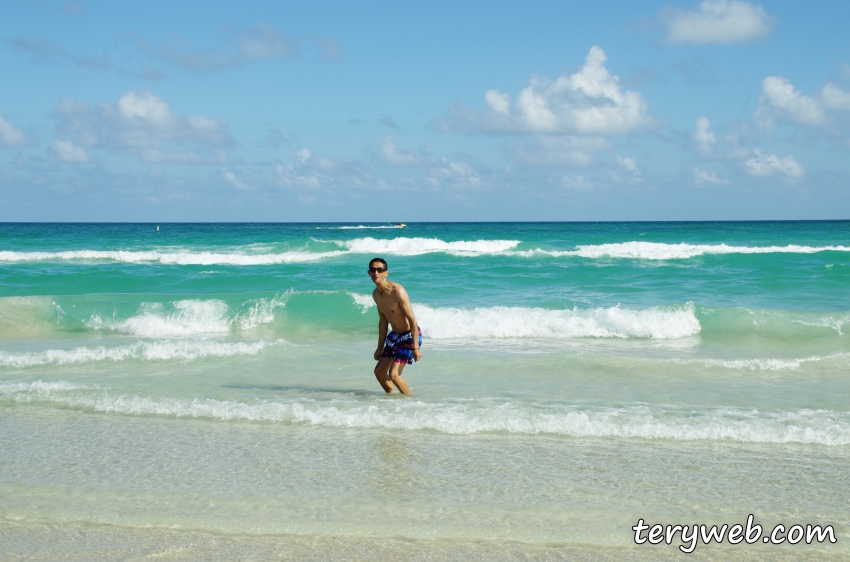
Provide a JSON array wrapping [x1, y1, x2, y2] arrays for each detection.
[[374, 358, 396, 393], [388, 361, 412, 395]]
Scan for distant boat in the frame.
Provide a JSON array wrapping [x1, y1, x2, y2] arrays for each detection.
[[395, 222, 407, 228]]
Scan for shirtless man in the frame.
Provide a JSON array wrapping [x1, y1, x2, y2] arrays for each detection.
[[368, 257, 422, 395]]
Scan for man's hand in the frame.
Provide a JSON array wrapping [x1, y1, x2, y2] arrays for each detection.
[[374, 348, 383, 361], [413, 349, 422, 362]]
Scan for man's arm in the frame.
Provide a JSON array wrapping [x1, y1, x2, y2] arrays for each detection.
[[396, 286, 422, 361], [375, 309, 389, 360]]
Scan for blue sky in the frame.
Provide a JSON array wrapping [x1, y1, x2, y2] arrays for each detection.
[[1, 0, 848, 221]]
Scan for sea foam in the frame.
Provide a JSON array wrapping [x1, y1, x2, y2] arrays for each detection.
[[0, 249, 346, 265], [336, 237, 520, 256], [514, 241, 850, 260], [3, 384, 847, 446], [344, 293, 699, 339], [0, 339, 283, 368], [414, 302, 701, 340], [327, 225, 407, 230], [3, 239, 847, 265], [87, 296, 287, 337]]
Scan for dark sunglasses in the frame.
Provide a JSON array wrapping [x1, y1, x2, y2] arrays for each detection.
[[368, 267, 387, 273]]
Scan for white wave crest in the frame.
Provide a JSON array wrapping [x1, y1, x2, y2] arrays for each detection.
[[328, 225, 406, 230], [336, 237, 520, 256], [87, 297, 287, 337], [514, 242, 850, 260], [0, 380, 82, 393], [4, 386, 848, 446], [414, 302, 700, 340], [676, 356, 818, 371], [347, 292, 375, 313], [0, 249, 346, 265], [0, 339, 284, 368]]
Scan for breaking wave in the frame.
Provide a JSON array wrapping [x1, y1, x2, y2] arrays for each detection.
[[0, 339, 284, 368], [673, 355, 849, 371], [87, 296, 287, 337], [3, 239, 847, 265], [514, 241, 850, 260], [0, 249, 346, 265], [334, 237, 520, 256], [3, 383, 848, 445], [325, 225, 407, 230], [415, 302, 701, 340]]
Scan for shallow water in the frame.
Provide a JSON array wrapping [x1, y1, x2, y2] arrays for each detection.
[[1, 222, 848, 559]]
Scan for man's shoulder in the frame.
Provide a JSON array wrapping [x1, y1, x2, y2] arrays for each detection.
[[390, 281, 409, 298]]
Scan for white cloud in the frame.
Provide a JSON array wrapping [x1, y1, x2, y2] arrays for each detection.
[[755, 76, 850, 128], [513, 135, 610, 167], [276, 151, 377, 191], [0, 112, 28, 146], [820, 83, 850, 111], [222, 169, 249, 190], [296, 148, 311, 164], [428, 158, 482, 187], [54, 90, 229, 161], [616, 155, 641, 179], [562, 175, 593, 190], [755, 77, 825, 127], [437, 47, 653, 135], [52, 139, 89, 162], [484, 90, 511, 115], [693, 116, 716, 155], [378, 135, 420, 166], [743, 149, 804, 178], [693, 168, 729, 184], [663, 0, 774, 44]]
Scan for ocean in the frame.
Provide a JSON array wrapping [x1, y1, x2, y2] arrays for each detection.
[[0, 221, 848, 560]]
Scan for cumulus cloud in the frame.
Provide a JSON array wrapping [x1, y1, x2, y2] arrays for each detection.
[[426, 158, 482, 188], [662, 0, 774, 44], [693, 168, 729, 184], [819, 83, 850, 111], [0, 113, 28, 146], [373, 135, 485, 187], [136, 24, 340, 71], [743, 149, 804, 178], [54, 90, 229, 162], [378, 135, 420, 166], [276, 149, 377, 192], [513, 135, 610, 167], [693, 116, 716, 155], [616, 155, 641, 182], [755, 76, 850, 128], [435, 46, 654, 135], [52, 139, 89, 162], [222, 169, 249, 190], [561, 175, 593, 190]]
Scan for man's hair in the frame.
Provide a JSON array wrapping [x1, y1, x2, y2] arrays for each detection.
[[369, 257, 387, 269]]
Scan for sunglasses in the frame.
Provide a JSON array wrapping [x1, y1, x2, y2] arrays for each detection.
[[368, 267, 387, 273]]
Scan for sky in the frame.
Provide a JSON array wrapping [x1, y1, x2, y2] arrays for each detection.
[[1, 0, 849, 221]]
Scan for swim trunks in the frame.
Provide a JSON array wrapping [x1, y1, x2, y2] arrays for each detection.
[[381, 328, 423, 364]]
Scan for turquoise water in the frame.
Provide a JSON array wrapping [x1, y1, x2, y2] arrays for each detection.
[[1, 222, 848, 560]]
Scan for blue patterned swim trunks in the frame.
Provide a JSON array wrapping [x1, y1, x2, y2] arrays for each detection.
[[381, 328, 423, 364]]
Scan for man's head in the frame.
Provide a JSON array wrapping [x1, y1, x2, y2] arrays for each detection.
[[368, 257, 388, 284]]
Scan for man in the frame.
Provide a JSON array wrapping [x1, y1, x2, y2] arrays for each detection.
[[368, 257, 422, 395]]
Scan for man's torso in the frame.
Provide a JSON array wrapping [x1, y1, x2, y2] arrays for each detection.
[[373, 282, 411, 333]]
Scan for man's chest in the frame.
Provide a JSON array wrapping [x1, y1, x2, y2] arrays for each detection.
[[374, 292, 399, 315]]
